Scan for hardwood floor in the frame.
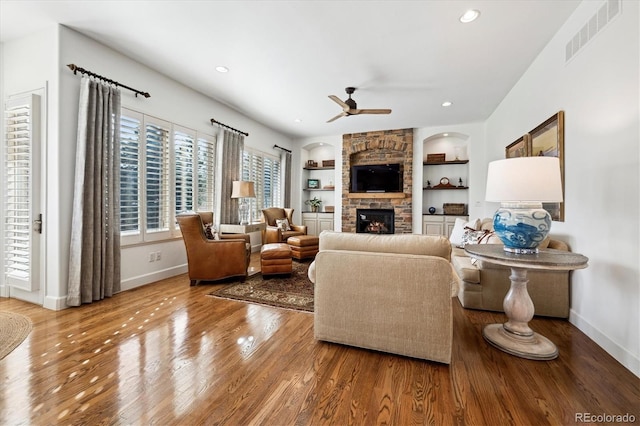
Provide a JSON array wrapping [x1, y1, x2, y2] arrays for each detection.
[[1, 263, 638, 425]]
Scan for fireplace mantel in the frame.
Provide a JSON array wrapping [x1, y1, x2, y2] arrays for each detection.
[[347, 193, 407, 199]]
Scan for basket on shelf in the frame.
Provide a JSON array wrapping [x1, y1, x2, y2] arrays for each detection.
[[426, 153, 446, 163], [322, 160, 335, 167], [443, 203, 467, 215]]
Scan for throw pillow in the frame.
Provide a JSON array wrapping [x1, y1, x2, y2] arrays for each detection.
[[449, 218, 481, 247], [461, 228, 494, 247], [275, 218, 291, 231], [204, 222, 215, 239]]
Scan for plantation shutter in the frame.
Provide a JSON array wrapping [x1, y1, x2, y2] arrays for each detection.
[[197, 134, 216, 212], [174, 126, 195, 217], [242, 149, 282, 221], [119, 109, 142, 242], [145, 117, 171, 239], [3, 94, 41, 292]]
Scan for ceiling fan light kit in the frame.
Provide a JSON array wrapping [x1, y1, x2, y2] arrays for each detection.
[[327, 87, 392, 123]]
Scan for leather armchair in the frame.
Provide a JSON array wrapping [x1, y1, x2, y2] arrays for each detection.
[[176, 212, 250, 286], [261, 208, 307, 244]]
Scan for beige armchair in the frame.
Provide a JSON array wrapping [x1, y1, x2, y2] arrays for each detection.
[[261, 208, 307, 244], [176, 212, 251, 286]]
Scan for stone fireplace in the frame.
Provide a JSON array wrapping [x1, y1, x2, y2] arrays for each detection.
[[356, 209, 395, 234], [342, 128, 413, 233]]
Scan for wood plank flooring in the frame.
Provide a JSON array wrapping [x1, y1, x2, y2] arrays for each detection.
[[1, 259, 638, 425]]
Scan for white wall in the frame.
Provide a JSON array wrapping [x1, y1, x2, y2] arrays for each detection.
[[1, 26, 58, 306], [2, 25, 292, 309], [484, 0, 639, 376]]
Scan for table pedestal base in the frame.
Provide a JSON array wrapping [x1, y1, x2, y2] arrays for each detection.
[[483, 323, 558, 360]]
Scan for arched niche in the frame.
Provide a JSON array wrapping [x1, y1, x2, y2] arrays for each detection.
[[423, 132, 469, 162]]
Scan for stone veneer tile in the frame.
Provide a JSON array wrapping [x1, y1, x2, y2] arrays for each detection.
[[342, 128, 413, 233]]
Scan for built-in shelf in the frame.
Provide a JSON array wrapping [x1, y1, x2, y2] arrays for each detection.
[[303, 188, 334, 191], [303, 166, 335, 170], [347, 192, 407, 199], [423, 160, 469, 166]]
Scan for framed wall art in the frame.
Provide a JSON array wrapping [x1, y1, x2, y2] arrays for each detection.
[[505, 134, 531, 158], [529, 111, 565, 221], [307, 179, 320, 189]]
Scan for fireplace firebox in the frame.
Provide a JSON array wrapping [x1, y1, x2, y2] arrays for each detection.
[[356, 209, 395, 234]]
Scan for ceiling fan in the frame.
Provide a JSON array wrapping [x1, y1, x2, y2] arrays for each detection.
[[327, 87, 392, 123]]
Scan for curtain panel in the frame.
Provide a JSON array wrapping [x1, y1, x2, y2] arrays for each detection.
[[67, 78, 122, 306], [218, 130, 245, 224]]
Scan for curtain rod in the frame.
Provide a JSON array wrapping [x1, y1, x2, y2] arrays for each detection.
[[67, 64, 150, 98], [210, 118, 249, 136], [273, 144, 292, 153]]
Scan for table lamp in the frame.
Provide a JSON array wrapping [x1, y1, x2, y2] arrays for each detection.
[[231, 181, 256, 225], [485, 157, 563, 254]]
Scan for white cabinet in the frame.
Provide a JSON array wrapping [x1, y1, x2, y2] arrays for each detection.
[[302, 212, 334, 236], [422, 215, 468, 237]]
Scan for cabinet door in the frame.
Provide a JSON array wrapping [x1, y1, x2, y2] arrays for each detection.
[[318, 217, 334, 233], [424, 222, 444, 236], [302, 217, 318, 236]]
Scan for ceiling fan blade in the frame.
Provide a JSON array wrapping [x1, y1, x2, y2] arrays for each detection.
[[356, 109, 392, 115], [327, 111, 348, 123], [328, 95, 349, 110]]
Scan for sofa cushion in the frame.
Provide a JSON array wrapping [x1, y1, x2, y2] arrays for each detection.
[[461, 229, 493, 247], [451, 254, 480, 284], [319, 231, 451, 261]]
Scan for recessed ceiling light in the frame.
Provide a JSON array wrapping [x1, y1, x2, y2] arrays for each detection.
[[294, 118, 302, 123], [442, 101, 453, 107], [443, 133, 449, 137], [215, 66, 229, 73], [460, 9, 480, 23]]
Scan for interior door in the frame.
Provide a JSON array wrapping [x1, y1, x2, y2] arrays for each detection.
[[3, 94, 41, 295]]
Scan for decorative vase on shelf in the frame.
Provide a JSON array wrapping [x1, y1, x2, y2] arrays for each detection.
[[428, 207, 436, 215], [311, 206, 318, 213]]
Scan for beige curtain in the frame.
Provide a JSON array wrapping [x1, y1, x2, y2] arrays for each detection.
[[218, 130, 245, 224], [67, 78, 121, 306], [282, 150, 292, 207]]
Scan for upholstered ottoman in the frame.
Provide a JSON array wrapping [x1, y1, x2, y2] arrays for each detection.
[[260, 243, 292, 276], [287, 235, 319, 260]]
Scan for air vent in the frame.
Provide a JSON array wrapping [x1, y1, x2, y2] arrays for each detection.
[[566, 0, 621, 62]]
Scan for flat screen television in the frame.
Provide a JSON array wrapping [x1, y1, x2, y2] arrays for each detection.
[[350, 163, 403, 193]]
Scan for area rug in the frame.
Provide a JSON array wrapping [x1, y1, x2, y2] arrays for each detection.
[[208, 261, 314, 312], [0, 311, 33, 360]]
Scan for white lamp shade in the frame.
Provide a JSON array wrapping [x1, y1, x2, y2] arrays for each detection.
[[485, 157, 563, 202], [231, 181, 256, 198]]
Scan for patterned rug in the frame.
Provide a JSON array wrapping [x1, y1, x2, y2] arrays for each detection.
[[208, 260, 314, 312], [0, 311, 33, 360]]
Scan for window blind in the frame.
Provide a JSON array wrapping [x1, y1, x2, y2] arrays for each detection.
[[3, 94, 41, 291], [145, 118, 171, 235], [174, 127, 195, 215], [197, 135, 217, 212]]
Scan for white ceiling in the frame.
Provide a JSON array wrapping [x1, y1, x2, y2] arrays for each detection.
[[1, 0, 580, 139]]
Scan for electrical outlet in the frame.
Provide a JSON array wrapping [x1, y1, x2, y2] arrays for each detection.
[[148, 252, 155, 262], [155, 251, 161, 261]]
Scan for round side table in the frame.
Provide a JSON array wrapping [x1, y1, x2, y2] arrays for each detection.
[[464, 244, 588, 360]]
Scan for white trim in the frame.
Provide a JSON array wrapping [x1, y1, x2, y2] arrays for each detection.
[[119, 264, 188, 291], [570, 309, 640, 377]]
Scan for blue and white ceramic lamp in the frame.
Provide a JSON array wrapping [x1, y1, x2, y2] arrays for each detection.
[[485, 157, 563, 254]]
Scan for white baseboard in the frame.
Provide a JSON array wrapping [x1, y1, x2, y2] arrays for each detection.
[[570, 309, 640, 377], [43, 295, 68, 311], [120, 264, 188, 292]]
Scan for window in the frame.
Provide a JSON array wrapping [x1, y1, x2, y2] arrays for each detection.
[[197, 135, 216, 212], [242, 148, 282, 221], [119, 108, 216, 245], [3, 94, 41, 291]]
